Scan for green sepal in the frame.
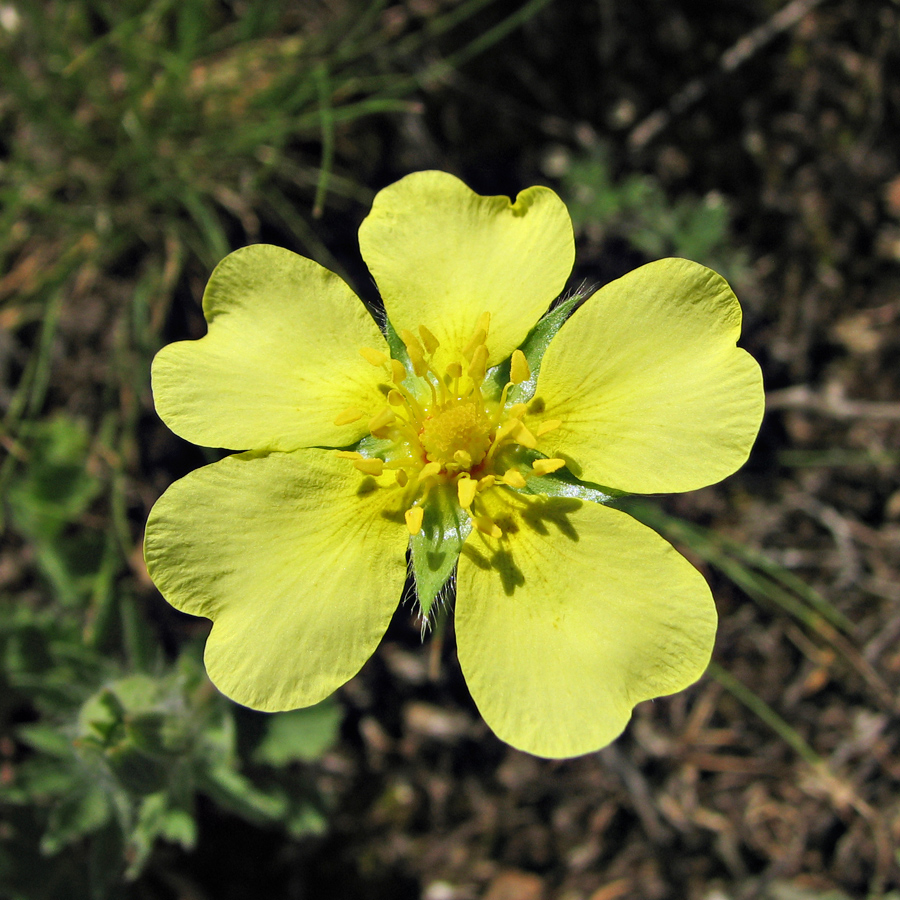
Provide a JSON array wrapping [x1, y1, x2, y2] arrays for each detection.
[[409, 482, 472, 618], [382, 313, 413, 371], [517, 453, 627, 506], [483, 286, 596, 403]]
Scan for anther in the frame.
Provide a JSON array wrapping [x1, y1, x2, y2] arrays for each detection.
[[445, 362, 463, 379], [405, 506, 424, 535], [532, 458, 566, 476], [457, 476, 478, 509], [354, 458, 384, 476], [419, 325, 440, 355], [537, 419, 562, 436], [396, 469, 409, 487], [334, 408, 365, 426], [359, 347, 388, 366], [387, 390, 405, 407], [334, 450, 363, 459], [502, 469, 526, 489], [477, 475, 496, 491], [390, 359, 407, 384], [510, 421, 537, 449], [510, 349, 530, 385], [419, 461, 441, 481], [463, 329, 487, 362], [453, 449, 472, 469], [473, 515, 502, 539], [368, 407, 395, 433], [467, 344, 489, 381]]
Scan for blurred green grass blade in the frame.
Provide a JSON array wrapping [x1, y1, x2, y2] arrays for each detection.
[[313, 64, 335, 219], [707, 661, 822, 767]]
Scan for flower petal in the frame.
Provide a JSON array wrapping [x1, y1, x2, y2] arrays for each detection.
[[358, 171, 574, 369], [144, 450, 408, 710], [455, 489, 716, 758], [530, 259, 764, 493], [152, 244, 389, 451]]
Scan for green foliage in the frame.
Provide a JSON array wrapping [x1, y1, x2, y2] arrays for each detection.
[[1, 614, 342, 896], [559, 144, 749, 282]]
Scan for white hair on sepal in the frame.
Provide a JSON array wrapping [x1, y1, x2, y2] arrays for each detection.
[[417, 567, 457, 640]]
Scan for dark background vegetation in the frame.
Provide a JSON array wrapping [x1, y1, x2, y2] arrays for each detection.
[[2, 1, 899, 898]]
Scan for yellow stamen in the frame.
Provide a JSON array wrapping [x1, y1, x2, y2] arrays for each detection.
[[532, 458, 566, 476], [419, 325, 440, 355], [473, 515, 502, 539], [354, 458, 384, 476], [390, 359, 407, 384], [368, 407, 395, 433], [396, 469, 409, 487], [334, 450, 363, 459], [419, 461, 441, 481], [359, 347, 388, 366], [405, 506, 424, 535], [445, 362, 463, 379], [510, 421, 537, 449], [467, 344, 489, 381], [508, 403, 527, 419], [387, 390, 406, 407], [537, 419, 562, 436], [334, 408, 365, 426], [477, 475, 496, 491], [502, 468, 526, 489], [510, 349, 530, 385], [457, 476, 478, 509], [462, 328, 487, 362]]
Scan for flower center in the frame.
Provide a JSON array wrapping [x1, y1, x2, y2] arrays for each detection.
[[420, 401, 491, 468], [334, 313, 565, 538]]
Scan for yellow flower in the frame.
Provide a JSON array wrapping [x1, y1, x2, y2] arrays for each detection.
[[144, 171, 764, 759]]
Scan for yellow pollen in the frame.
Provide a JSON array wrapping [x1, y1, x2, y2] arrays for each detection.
[[532, 458, 566, 476], [420, 401, 491, 468], [510, 349, 530, 385], [405, 506, 424, 535]]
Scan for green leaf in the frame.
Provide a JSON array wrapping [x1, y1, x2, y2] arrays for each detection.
[[253, 701, 342, 767], [16, 724, 74, 759], [410, 482, 472, 617], [41, 785, 112, 855]]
